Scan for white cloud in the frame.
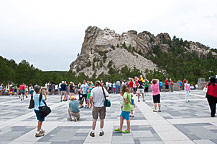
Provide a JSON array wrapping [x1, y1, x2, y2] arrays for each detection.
[[0, 0, 216, 70]]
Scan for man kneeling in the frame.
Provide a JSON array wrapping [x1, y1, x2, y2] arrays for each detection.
[[68, 96, 80, 122]]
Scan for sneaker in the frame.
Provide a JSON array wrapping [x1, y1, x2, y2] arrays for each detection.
[[67, 117, 72, 121], [35, 132, 44, 137], [138, 100, 140, 102], [143, 100, 145, 102], [74, 117, 77, 122], [131, 115, 134, 117], [40, 129, 45, 134], [90, 132, 95, 137], [99, 131, 104, 136]]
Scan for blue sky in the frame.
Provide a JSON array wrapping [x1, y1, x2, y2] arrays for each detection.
[[0, 0, 217, 71]]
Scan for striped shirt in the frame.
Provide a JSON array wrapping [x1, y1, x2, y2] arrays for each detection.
[[91, 86, 109, 107]]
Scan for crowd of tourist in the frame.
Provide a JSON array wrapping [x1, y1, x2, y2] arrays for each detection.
[[1, 75, 217, 138]]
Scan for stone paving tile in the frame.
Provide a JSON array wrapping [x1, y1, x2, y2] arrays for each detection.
[[0, 90, 216, 143]]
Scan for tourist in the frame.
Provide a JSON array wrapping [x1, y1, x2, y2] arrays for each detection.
[[165, 78, 169, 92], [108, 81, 112, 93], [51, 83, 55, 95], [177, 80, 182, 91], [90, 81, 109, 137], [151, 79, 161, 112], [25, 85, 29, 98], [137, 76, 145, 102], [184, 80, 190, 102], [129, 78, 134, 93], [60, 81, 67, 102], [33, 85, 47, 137], [19, 83, 25, 101], [69, 82, 75, 96], [112, 82, 116, 93], [78, 89, 83, 108], [133, 77, 138, 94], [13, 85, 17, 96], [114, 84, 131, 133], [206, 77, 217, 117], [67, 96, 80, 122], [87, 89, 91, 108], [116, 80, 121, 94], [144, 79, 149, 96], [0, 83, 3, 95], [81, 80, 89, 108], [29, 84, 34, 97], [130, 94, 135, 117], [190, 84, 194, 90], [170, 79, 174, 92], [159, 81, 163, 92]]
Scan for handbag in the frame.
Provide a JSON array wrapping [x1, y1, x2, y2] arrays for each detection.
[[38, 94, 51, 118], [102, 86, 111, 107], [28, 95, 34, 109]]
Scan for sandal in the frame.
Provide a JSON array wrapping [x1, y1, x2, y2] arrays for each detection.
[[123, 130, 130, 133], [114, 128, 123, 132], [153, 110, 157, 112], [158, 110, 161, 112]]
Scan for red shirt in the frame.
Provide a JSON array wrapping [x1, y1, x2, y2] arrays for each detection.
[[129, 81, 133, 88], [165, 79, 168, 85], [183, 80, 186, 83], [19, 84, 25, 90], [207, 83, 217, 98]]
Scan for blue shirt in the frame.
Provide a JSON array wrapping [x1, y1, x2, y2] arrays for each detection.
[[33, 93, 45, 110], [81, 83, 89, 94], [69, 100, 80, 113], [159, 82, 163, 87]]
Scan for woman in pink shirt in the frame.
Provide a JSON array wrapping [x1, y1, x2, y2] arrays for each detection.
[[184, 80, 190, 102], [151, 79, 161, 112]]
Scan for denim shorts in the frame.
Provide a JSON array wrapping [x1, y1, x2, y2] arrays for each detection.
[[120, 111, 130, 120], [34, 110, 45, 122]]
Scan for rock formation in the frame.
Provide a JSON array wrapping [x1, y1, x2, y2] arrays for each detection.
[[70, 26, 216, 77]]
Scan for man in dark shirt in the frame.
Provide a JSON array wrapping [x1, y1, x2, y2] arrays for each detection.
[[137, 77, 145, 102], [60, 81, 67, 102]]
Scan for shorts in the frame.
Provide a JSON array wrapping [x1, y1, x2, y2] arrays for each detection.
[[137, 88, 144, 94], [92, 107, 106, 120], [70, 89, 75, 93], [87, 99, 90, 103], [70, 112, 80, 118], [61, 91, 66, 96], [14, 89, 17, 92], [79, 94, 83, 101], [82, 94, 87, 102], [133, 87, 137, 91], [30, 90, 34, 94], [144, 87, 148, 92], [20, 90, 25, 95], [120, 111, 130, 120], [34, 110, 45, 122], [153, 94, 160, 103], [165, 85, 169, 89]]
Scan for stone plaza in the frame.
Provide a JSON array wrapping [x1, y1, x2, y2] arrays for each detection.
[[0, 90, 217, 144]]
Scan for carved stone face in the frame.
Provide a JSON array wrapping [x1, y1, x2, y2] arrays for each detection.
[[104, 27, 110, 35], [109, 30, 115, 37], [122, 33, 128, 40]]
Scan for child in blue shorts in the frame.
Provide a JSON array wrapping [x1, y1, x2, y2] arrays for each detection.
[[114, 84, 131, 133]]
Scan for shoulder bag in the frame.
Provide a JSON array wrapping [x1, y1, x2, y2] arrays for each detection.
[[38, 94, 51, 118], [28, 95, 34, 109], [102, 87, 111, 107]]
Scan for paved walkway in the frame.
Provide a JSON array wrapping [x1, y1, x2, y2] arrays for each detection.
[[0, 90, 217, 144]]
